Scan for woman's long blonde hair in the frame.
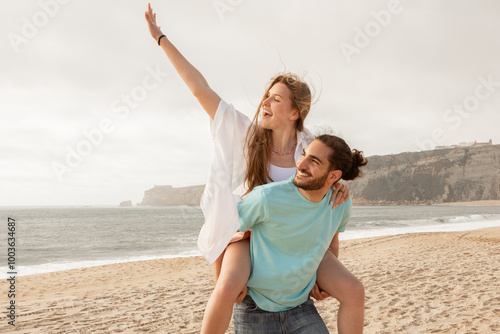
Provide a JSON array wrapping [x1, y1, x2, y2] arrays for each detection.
[[244, 73, 312, 195]]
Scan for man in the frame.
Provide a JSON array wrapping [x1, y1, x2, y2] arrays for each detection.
[[233, 134, 367, 333]]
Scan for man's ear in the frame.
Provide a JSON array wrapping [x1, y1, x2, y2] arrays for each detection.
[[328, 170, 342, 185]]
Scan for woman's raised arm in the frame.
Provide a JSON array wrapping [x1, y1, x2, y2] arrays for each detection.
[[145, 3, 220, 119]]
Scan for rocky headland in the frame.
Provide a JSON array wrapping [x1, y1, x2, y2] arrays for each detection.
[[134, 144, 500, 206], [346, 144, 500, 205], [138, 185, 205, 206]]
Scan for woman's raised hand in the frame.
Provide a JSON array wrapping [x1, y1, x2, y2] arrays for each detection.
[[143, 3, 220, 119], [145, 3, 164, 41]]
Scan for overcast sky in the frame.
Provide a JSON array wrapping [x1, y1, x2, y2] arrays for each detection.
[[2, 0, 499, 206]]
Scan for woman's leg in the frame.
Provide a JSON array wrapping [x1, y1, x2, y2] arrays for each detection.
[[213, 249, 225, 283], [316, 250, 365, 334], [201, 239, 251, 334]]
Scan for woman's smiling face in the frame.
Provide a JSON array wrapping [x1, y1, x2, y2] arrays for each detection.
[[259, 82, 298, 130]]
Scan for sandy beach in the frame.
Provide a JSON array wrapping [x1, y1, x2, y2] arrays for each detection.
[[2, 227, 499, 334]]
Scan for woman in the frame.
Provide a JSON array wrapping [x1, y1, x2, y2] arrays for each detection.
[[145, 4, 364, 334]]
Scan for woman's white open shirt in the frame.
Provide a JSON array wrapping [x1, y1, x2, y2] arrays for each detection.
[[198, 99, 313, 263]]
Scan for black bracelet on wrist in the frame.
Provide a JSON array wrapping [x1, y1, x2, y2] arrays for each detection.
[[157, 34, 166, 46]]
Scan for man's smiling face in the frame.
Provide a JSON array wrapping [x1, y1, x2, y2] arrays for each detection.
[[293, 139, 334, 191]]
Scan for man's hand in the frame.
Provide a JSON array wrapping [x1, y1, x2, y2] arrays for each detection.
[[310, 283, 330, 301], [236, 286, 248, 303]]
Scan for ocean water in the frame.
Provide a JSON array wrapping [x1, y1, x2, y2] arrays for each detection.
[[1, 205, 499, 277]]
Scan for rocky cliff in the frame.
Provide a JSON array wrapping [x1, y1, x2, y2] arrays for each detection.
[[137, 145, 500, 206], [138, 185, 205, 206], [346, 144, 500, 205]]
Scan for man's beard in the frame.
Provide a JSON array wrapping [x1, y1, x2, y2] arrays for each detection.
[[293, 169, 330, 191]]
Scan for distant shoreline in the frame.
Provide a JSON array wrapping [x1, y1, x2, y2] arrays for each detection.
[[3, 200, 500, 208], [352, 199, 500, 207], [434, 200, 500, 206]]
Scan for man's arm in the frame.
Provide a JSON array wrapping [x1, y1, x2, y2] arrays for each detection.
[[310, 232, 341, 300], [310, 200, 350, 301], [328, 199, 351, 258], [329, 232, 340, 258]]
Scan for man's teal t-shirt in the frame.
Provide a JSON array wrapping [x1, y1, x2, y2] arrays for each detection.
[[237, 176, 351, 312]]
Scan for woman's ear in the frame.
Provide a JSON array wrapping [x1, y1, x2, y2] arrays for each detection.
[[289, 110, 300, 121]]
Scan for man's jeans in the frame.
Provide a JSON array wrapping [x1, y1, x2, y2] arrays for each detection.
[[233, 295, 329, 334]]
